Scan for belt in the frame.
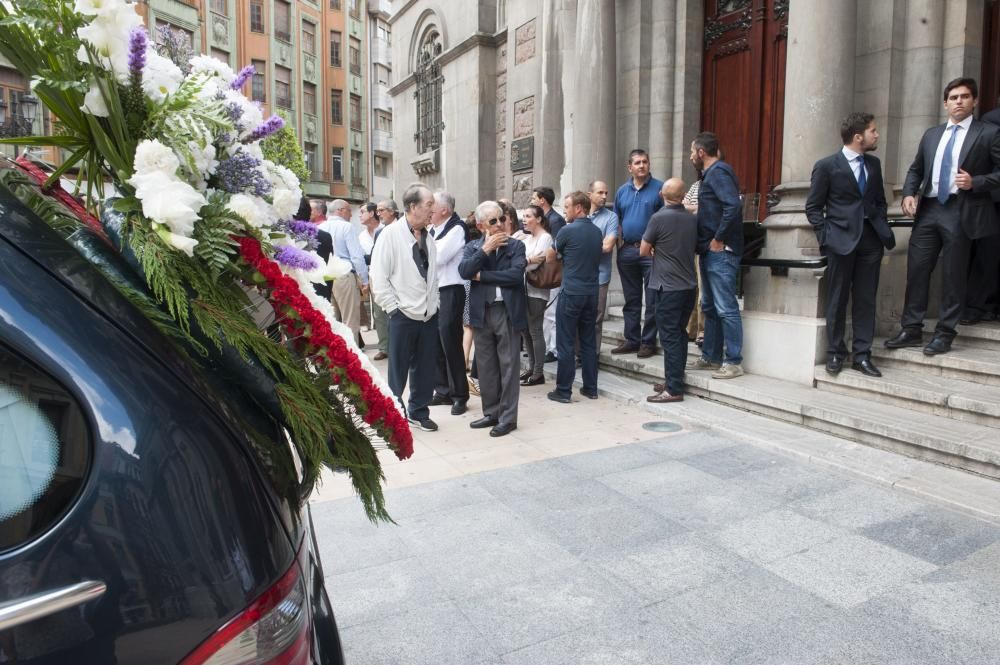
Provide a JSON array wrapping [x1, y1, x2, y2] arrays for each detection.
[[622, 240, 642, 247], [486, 300, 505, 307]]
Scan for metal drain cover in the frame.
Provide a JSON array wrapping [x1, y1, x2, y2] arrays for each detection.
[[642, 421, 682, 433]]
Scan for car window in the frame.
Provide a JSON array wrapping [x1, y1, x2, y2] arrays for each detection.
[[0, 344, 90, 551]]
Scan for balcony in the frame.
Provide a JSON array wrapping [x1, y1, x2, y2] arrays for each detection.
[[371, 128, 392, 153], [367, 0, 391, 18], [372, 37, 391, 67], [371, 86, 392, 112]]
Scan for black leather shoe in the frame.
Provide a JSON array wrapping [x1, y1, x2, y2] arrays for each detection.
[[923, 336, 952, 356], [544, 351, 558, 363], [580, 390, 599, 400], [851, 358, 882, 377], [429, 394, 452, 406], [825, 356, 843, 375], [489, 422, 517, 437], [520, 374, 545, 386], [885, 329, 923, 349], [547, 391, 572, 404], [451, 400, 468, 416], [519, 370, 532, 381], [470, 415, 498, 429], [960, 310, 984, 325]]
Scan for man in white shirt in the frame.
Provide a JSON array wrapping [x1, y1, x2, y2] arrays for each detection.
[[370, 184, 441, 432], [428, 190, 471, 415], [319, 199, 369, 343], [358, 202, 382, 261]]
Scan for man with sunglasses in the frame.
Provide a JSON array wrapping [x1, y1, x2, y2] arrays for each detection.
[[459, 201, 528, 437]]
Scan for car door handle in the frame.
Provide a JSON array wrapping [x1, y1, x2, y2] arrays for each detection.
[[0, 580, 107, 631]]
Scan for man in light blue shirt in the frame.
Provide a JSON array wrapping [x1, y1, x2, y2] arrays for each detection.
[[320, 199, 369, 343], [589, 180, 619, 348]]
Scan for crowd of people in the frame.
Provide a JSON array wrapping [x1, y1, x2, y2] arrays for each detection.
[[296, 75, 1000, 437]]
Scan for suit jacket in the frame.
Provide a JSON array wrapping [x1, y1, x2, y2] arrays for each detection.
[[805, 151, 894, 255], [980, 108, 1000, 206], [312, 229, 333, 300], [458, 237, 528, 331], [902, 118, 1000, 239]]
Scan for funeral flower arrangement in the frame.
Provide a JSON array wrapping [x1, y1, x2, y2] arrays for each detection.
[[0, 0, 411, 521]]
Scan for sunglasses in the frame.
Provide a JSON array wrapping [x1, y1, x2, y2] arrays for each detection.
[[486, 217, 502, 226]]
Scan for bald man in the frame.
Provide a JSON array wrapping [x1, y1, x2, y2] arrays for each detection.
[[640, 178, 698, 402]]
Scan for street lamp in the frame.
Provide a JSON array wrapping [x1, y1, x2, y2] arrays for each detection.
[[0, 93, 40, 158], [20, 94, 38, 126]]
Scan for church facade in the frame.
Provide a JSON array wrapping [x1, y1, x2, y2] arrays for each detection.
[[388, 0, 999, 383]]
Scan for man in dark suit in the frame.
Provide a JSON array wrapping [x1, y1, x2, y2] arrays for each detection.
[[962, 104, 1000, 324], [458, 201, 528, 437], [806, 112, 896, 377], [886, 77, 1000, 355]]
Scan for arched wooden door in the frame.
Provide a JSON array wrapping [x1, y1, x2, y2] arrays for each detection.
[[701, 0, 789, 221]]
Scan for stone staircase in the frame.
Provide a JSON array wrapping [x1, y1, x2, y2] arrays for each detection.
[[596, 307, 1000, 481]]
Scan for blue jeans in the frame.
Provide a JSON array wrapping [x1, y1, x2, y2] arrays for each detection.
[[700, 250, 743, 365], [555, 292, 598, 397], [616, 245, 658, 347], [654, 288, 696, 396]]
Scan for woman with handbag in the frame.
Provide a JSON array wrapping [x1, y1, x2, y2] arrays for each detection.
[[520, 205, 554, 386]]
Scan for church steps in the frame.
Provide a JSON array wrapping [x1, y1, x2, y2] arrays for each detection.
[[925, 319, 1000, 351], [870, 340, 1000, 387]]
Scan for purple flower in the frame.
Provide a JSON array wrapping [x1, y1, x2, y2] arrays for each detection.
[[274, 244, 320, 271], [243, 115, 285, 143], [285, 219, 318, 239], [128, 28, 147, 79], [214, 148, 272, 196], [231, 64, 256, 90]]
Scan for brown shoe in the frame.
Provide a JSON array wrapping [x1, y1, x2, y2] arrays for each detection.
[[647, 392, 683, 403], [652, 382, 665, 393], [637, 345, 656, 359], [373, 351, 388, 361], [611, 342, 639, 354]]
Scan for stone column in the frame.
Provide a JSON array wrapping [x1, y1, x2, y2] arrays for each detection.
[[537, 0, 565, 194], [744, 0, 858, 385], [570, 0, 616, 190], [646, 0, 676, 180]]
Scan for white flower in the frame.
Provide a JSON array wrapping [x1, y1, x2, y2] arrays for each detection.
[[142, 50, 183, 102], [133, 139, 180, 176], [188, 141, 219, 179], [221, 89, 263, 137], [81, 85, 110, 117], [271, 188, 301, 220], [74, 0, 126, 17], [227, 193, 271, 230], [189, 55, 236, 84], [76, 3, 142, 79], [162, 229, 199, 257], [324, 256, 353, 281], [128, 169, 206, 238]]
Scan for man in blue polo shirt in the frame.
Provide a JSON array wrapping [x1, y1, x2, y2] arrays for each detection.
[[613, 149, 664, 359]]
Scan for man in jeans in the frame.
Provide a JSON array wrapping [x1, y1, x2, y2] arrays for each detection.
[[687, 132, 744, 379], [547, 191, 604, 403], [641, 178, 698, 402]]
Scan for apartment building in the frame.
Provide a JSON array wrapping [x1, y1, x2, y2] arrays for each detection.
[[367, 0, 393, 203]]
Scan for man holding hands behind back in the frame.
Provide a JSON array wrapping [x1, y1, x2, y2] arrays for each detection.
[[806, 112, 895, 377]]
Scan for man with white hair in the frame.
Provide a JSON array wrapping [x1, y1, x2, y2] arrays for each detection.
[[458, 201, 527, 437], [319, 199, 368, 342], [370, 184, 441, 432], [429, 190, 471, 415]]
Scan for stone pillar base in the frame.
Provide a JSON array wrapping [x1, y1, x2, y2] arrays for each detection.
[[742, 311, 825, 386]]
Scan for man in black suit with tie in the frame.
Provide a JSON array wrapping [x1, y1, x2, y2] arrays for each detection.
[[806, 112, 896, 377], [962, 104, 1000, 325], [886, 77, 1000, 355], [459, 201, 528, 437]]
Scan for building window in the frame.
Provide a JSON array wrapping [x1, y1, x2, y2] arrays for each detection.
[[303, 82, 316, 115], [274, 0, 291, 42], [329, 30, 342, 67], [250, 0, 264, 33], [350, 150, 363, 185], [376, 110, 392, 134], [331, 147, 344, 182], [210, 0, 227, 16], [329, 0, 340, 9], [375, 64, 390, 86], [302, 20, 316, 55], [374, 154, 389, 177], [414, 30, 444, 154], [349, 94, 361, 131], [330, 89, 342, 125], [377, 21, 390, 41], [275, 65, 291, 109], [251, 59, 266, 101], [211, 48, 229, 64], [349, 37, 361, 75], [349, 0, 360, 18], [303, 142, 317, 175]]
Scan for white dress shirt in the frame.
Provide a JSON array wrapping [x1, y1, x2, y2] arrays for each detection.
[[430, 219, 466, 288], [841, 146, 867, 185], [929, 115, 973, 198], [358, 224, 381, 256]]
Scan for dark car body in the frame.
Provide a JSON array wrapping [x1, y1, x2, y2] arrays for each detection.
[[0, 170, 344, 663]]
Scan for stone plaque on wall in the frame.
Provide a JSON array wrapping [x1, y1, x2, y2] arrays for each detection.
[[510, 137, 533, 173], [513, 96, 534, 139], [515, 19, 536, 65], [512, 174, 533, 208]]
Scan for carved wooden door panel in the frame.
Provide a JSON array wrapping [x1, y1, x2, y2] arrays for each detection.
[[981, 0, 1000, 115], [701, 0, 788, 220]]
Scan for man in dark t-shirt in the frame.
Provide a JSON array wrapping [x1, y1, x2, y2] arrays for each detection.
[[547, 191, 603, 403], [641, 178, 698, 402]]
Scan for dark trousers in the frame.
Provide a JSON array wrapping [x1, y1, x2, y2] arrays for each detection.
[[434, 285, 469, 403], [388, 311, 439, 421], [617, 245, 658, 347], [555, 292, 598, 397], [473, 303, 520, 427], [901, 197, 971, 339], [522, 296, 547, 377], [825, 222, 884, 360], [654, 288, 696, 396], [965, 231, 1000, 316]]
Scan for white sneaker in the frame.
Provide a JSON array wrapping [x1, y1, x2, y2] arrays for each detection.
[[686, 358, 722, 371], [711, 363, 744, 379]]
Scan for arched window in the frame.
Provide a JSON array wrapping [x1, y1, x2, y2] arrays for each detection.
[[413, 30, 443, 154]]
